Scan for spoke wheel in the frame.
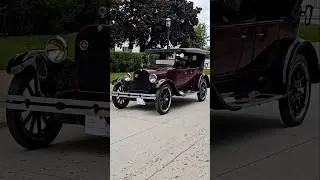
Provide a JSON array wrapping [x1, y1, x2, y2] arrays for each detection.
[[112, 83, 130, 109], [197, 79, 207, 102], [6, 71, 62, 150], [155, 84, 172, 115], [279, 54, 311, 127]]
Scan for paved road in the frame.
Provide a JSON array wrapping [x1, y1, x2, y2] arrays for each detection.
[[110, 93, 210, 180], [0, 125, 109, 180], [210, 42, 320, 180], [210, 84, 319, 180]]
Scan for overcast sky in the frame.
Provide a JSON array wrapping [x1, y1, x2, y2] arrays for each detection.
[[189, 0, 210, 45]]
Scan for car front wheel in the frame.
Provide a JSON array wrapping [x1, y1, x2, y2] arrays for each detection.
[[155, 84, 172, 115], [279, 54, 311, 127], [112, 83, 130, 109], [6, 71, 62, 150]]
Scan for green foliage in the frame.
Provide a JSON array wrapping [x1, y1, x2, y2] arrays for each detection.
[[110, 52, 158, 73], [299, 24, 320, 42], [111, 0, 202, 51], [190, 23, 207, 49]]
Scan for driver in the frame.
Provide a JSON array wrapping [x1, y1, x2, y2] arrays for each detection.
[[174, 57, 184, 68]]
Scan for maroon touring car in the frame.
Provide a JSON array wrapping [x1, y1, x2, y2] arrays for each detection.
[[111, 48, 210, 115]]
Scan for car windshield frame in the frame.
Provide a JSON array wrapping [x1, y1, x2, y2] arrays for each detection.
[[146, 48, 208, 67]]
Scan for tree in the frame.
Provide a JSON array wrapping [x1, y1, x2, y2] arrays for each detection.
[[112, 0, 202, 52], [190, 23, 207, 49]]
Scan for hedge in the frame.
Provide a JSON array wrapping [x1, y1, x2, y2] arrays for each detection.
[[110, 52, 158, 73]]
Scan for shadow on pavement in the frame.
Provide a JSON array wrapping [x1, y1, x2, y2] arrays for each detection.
[[45, 136, 110, 154], [210, 111, 285, 147], [125, 96, 200, 112]]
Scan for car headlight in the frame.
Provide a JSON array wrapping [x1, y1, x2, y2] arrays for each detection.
[[149, 74, 157, 83], [124, 73, 131, 81], [44, 36, 68, 63]]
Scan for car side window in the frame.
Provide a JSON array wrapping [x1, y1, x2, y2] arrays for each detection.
[[212, 0, 257, 25]]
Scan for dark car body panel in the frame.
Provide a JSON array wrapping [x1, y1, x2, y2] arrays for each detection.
[[75, 24, 110, 95], [211, 0, 320, 109]]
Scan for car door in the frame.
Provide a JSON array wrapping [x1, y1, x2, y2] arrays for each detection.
[[212, 0, 256, 78], [252, 22, 279, 61], [213, 26, 244, 75], [238, 0, 280, 70], [168, 68, 187, 88]]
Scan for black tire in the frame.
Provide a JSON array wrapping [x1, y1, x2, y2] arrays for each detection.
[[197, 79, 208, 102], [6, 71, 62, 150], [155, 84, 172, 115], [279, 54, 311, 127], [112, 83, 130, 109]]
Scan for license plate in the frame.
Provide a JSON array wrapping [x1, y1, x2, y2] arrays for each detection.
[[85, 116, 109, 137], [136, 97, 146, 105]]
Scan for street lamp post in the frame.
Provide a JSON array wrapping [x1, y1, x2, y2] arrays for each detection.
[[166, 18, 171, 50]]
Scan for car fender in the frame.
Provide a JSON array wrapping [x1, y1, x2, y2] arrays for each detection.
[[282, 38, 320, 84], [156, 79, 179, 95], [6, 49, 45, 75], [111, 77, 126, 86], [198, 74, 210, 89]]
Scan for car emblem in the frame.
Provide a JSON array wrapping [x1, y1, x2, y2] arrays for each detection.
[[97, 25, 103, 32], [80, 40, 88, 51]]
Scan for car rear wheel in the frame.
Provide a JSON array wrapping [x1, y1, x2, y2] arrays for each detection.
[[155, 84, 172, 115], [112, 83, 130, 109], [197, 79, 208, 102], [279, 54, 311, 127], [6, 71, 62, 150]]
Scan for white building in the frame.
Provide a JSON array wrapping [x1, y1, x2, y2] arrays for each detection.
[[114, 41, 140, 53]]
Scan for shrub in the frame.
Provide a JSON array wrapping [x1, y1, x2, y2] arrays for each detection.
[[110, 52, 158, 72]]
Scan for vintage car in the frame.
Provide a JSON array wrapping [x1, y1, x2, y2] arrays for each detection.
[[211, 0, 320, 127], [111, 48, 210, 115], [0, 7, 110, 149]]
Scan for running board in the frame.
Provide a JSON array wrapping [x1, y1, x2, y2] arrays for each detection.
[[211, 83, 283, 111], [226, 94, 284, 108], [178, 90, 198, 96], [0, 95, 109, 117], [210, 85, 241, 111]]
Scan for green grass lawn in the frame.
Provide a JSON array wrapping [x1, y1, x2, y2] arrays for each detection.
[[0, 33, 76, 68], [299, 24, 320, 42]]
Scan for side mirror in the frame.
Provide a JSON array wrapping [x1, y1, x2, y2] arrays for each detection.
[[301, 4, 314, 25]]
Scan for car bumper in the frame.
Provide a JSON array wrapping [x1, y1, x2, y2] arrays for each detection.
[[0, 95, 109, 117], [111, 91, 156, 100]]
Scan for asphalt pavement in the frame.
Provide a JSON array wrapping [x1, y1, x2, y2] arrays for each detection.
[[110, 93, 210, 180], [210, 84, 319, 180]]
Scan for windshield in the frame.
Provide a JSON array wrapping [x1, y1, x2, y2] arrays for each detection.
[[147, 52, 184, 66]]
